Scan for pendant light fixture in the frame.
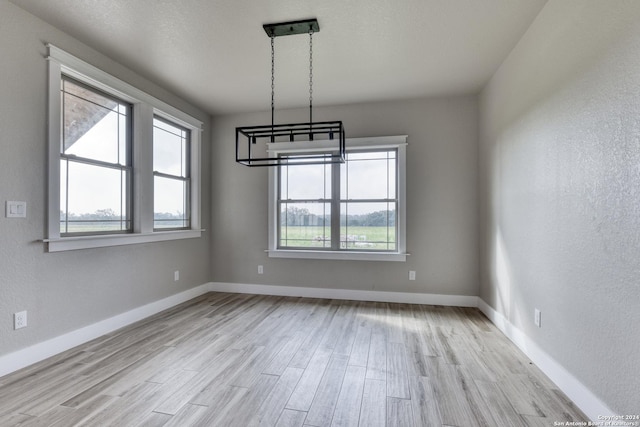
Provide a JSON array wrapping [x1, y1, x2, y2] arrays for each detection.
[[236, 18, 346, 167]]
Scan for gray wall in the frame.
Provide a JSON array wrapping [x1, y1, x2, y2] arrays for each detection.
[[479, 0, 640, 414], [4, 0, 636, 414], [211, 97, 479, 296], [0, 1, 211, 356]]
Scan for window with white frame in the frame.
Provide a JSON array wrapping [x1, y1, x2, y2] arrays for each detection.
[[59, 76, 132, 235], [269, 136, 407, 261], [46, 44, 202, 252], [153, 117, 190, 230]]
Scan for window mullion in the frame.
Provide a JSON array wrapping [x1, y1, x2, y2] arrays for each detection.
[[135, 104, 154, 234]]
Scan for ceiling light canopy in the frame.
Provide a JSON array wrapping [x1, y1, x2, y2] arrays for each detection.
[[236, 18, 346, 167]]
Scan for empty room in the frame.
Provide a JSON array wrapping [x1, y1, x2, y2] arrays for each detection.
[[0, 0, 638, 425]]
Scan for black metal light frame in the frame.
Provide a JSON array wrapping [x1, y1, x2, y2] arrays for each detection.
[[236, 18, 346, 167], [236, 121, 345, 166]]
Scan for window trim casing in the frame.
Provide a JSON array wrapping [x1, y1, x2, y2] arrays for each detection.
[[46, 44, 202, 252], [268, 135, 407, 262]]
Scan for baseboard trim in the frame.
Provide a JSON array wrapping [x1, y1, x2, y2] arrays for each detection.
[[477, 299, 614, 420], [0, 283, 211, 378], [0, 280, 611, 421], [208, 282, 479, 307]]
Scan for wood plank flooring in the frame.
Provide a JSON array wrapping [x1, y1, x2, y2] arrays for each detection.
[[0, 292, 588, 426]]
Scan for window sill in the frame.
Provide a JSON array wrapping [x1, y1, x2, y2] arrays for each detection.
[[45, 229, 203, 252], [267, 249, 407, 262]]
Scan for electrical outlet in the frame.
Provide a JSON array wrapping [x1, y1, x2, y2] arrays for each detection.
[[534, 308, 541, 327], [14, 311, 27, 330], [258, 265, 264, 275], [174, 270, 180, 281], [409, 270, 416, 281]]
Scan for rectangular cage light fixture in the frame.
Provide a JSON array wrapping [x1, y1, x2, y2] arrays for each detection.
[[236, 18, 346, 167], [236, 121, 345, 166]]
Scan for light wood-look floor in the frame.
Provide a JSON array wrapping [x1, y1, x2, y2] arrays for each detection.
[[0, 292, 588, 426]]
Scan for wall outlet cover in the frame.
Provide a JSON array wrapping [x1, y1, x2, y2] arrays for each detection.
[[14, 311, 27, 329]]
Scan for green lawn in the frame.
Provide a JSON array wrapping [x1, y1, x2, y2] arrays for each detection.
[[61, 222, 127, 233], [61, 220, 183, 234], [280, 225, 396, 250]]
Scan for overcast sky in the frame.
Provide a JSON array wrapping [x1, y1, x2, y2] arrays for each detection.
[[63, 113, 185, 216]]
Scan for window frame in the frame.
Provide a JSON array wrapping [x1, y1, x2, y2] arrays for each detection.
[[152, 115, 191, 231], [46, 44, 202, 252], [268, 135, 407, 262], [59, 75, 134, 236]]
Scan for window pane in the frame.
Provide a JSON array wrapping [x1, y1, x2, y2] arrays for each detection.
[[153, 117, 190, 230], [347, 151, 396, 161], [340, 202, 396, 251], [279, 162, 331, 200], [62, 78, 129, 165], [154, 176, 189, 229], [341, 150, 396, 200], [61, 161, 130, 233], [154, 118, 188, 177], [119, 114, 128, 165], [59, 159, 68, 234], [279, 202, 330, 248]]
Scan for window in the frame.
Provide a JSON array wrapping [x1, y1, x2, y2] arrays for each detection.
[[60, 77, 132, 235], [269, 136, 407, 261], [340, 150, 397, 251], [46, 44, 202, 252], [278, 161, 332, 248], [153, 117, 190, 230]]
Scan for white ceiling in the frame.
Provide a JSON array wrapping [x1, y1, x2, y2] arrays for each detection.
[[12, 0, 547, 115]]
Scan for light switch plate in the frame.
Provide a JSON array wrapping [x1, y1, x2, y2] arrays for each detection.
[[6, 201, 27, 218]]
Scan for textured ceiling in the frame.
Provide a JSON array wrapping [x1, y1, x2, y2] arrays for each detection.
[[11, 0, 547, 115]]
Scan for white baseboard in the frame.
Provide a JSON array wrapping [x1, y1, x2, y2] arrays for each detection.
[[477, 299, 615, 420], [0, 280, 611, 422], [0, 283, 211, 378], [208, 282, 479, 307]]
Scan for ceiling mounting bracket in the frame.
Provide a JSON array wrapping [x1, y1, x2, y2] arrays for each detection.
[[263, 18, 319, 38]]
